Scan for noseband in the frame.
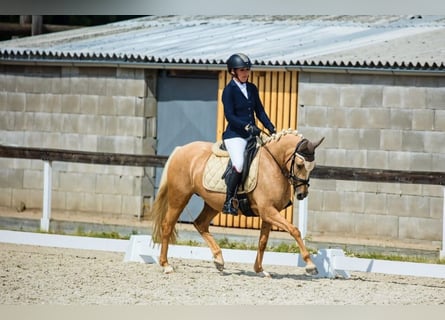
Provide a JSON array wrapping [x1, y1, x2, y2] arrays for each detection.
[[263, 139, 312, 191]]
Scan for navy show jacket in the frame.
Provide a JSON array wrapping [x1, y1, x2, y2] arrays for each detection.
[[222, 79, 275, 140]]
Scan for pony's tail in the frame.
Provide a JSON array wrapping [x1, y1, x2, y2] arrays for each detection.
[[151, 147, 180, 244]]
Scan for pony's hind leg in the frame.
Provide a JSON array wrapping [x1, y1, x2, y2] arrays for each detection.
[[159, 196, 193, 274], [193, 203, 225, 271]]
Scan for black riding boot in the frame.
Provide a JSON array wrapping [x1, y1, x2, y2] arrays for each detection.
[[222, 168, 242, 215]]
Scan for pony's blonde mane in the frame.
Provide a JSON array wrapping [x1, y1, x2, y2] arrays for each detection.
[[261, 128, 302, 145]]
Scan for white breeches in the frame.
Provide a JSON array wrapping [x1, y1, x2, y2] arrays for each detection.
[[223, 137, 247, 173]]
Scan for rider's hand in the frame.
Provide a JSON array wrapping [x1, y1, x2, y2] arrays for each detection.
[[245, 124, 261, 136]]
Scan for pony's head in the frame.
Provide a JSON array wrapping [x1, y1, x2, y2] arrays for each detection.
[[290, 137, 324, 200], [264, 130, 324, 200]]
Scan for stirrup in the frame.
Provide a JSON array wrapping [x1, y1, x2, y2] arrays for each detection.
[[222, 198, 239, 216]]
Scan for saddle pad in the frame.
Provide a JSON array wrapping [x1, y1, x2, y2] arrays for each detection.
[[203, 149, 260, 194]]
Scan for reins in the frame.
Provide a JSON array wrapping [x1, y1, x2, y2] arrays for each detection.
[[262, 139, 311, 192]]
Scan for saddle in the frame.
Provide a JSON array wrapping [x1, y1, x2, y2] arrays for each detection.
[[203, 137, 260, 216]]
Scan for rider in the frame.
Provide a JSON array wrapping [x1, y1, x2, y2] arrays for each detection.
[[221, 53, 276, 215]]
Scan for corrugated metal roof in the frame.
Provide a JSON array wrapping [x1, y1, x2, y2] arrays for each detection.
[[1, 15, 445, 71]]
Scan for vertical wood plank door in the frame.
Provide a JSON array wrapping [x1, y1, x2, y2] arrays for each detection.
[[213, 70, 299, 230]]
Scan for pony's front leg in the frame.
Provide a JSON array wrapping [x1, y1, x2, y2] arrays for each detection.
[[262, 210, 318, 276], [254, 221, 272, 277]]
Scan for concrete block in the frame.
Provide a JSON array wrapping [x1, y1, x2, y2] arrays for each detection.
[[425, 132, 445, 154], [426, 87, 445, 109], [321, 190, 341, 212], [144, 97, 157, 118], [298, 85, 317, 106], [59, 172, 96, 193], [70, 76, 90, 94], [65, 192, 82, 211], [0, 111, 14, 130], [88, 77, 108, 96], [364, 192, 387, 214], [339, 85, 362, 107], [43, 94, 62, 113], [403, 87, 426, 109], [0, 169, 24, 188], [117, 96, 136, 116], [118, 117, 145, 137], [114, 176, 137, 196], [380, 129, 402, 151], [61, 94, 81, 114], [0, 188, 12, 207], [383, 86, 402, 108], [366, 150, 389, 169], [104, 116, 119, 136], [125, 79, 146, 97], [0, 131, 24, 146], [408, 152, 432, 171], [387, 151, 411, 170], [430, 197, 443, 219], [347, 108, 369, 128], [323, 148, 346, 166], [391, 109, 412, 129], [80, 95, 99, 115], [61, 114, 80, 133], [361, 86, 383, 107], [6, 92, 26, 111], [338, 128, 359, 149], [412, 109, 434, 130], [432, 153, 445, 171], [336, 180, 358, 192], [102, 194, 122, 214], [356, 214, 398, 238], [399, 217, 441, 242], [80, 192, 103, 212], [25, 93, 43, 112], [95, 174, 116, 194], [343, 149, 366, 167], [23, 169, 43, 189], [0, 74, 14, 91], [401, 131, 425, 152], [60, 77, 72, 94], [326, 107, 347, 128], [317, 86, 340, 107], [367, 108, 390, 129], [33, 77, 53, 94], [51, 191, 66, 209], [0, 92, 6, 107], [304, 106, 327, 127], [121, 195, 142, 216], [138, 137, 156, 154], [359, 129, 380, 149], [387, 194, 430, 218], [32, 112, 52, 132], [434, 110, 445, 131], [341, 191, 364, 213], [50, 77, 62, 94], [98, 96, 117, 115]]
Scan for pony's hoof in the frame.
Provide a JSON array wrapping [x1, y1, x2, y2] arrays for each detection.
[[305, 264, 318, 276], [258, 270, 272, 278], [213, 259, 224, 272], [163, 265, 174, 274]]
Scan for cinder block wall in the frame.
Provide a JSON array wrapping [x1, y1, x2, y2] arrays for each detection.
[[297, 72, 445, 248], [0, 65, 157, 218]]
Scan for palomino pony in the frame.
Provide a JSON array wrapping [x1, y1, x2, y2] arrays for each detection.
[[151, 129, 324, 276]]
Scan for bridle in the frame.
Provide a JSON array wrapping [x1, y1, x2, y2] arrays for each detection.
[[263, 139, 312, 191]]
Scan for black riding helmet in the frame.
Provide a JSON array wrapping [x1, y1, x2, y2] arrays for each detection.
[[226, 53, 252, 72]]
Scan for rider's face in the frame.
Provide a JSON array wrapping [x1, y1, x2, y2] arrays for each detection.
[[234, 68, 250, 82]]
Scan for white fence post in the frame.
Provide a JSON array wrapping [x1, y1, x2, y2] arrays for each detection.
[[441, 187, 445, 259], [298, 197, 308, 241], [41, 160, 52, 232]]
